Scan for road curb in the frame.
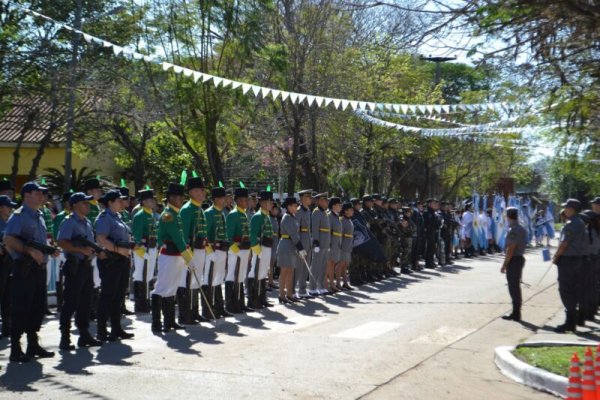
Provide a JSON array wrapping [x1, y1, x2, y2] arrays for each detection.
[[494, 343, 569, 398]]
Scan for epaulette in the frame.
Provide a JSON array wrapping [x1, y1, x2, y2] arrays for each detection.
[[161, 212, 174, 222]]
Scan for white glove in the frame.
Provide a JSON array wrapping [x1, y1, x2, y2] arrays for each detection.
[[299, 250, 308, 258], [314, 246, 320, 254]]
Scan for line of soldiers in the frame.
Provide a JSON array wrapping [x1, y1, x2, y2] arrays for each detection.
[[0, 173, 474, 363]]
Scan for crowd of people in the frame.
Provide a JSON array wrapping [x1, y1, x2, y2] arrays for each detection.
[[0, 173, 592, 364]]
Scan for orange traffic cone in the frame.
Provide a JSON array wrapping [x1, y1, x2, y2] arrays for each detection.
[[583, 348, 597, 400], [594, 346, 600, 399], [569, 352, 583, 400]]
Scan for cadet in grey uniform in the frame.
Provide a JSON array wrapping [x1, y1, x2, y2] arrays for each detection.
[[268, 202, 280, 290], [295, 189, 313, 298], [326, 197, 343, 293], [500, 207, 527, 322], [552, 198, 587, 333], [337, 202, 355, 290], [277, 197, 307, 304], [309, 193, 331, 296]]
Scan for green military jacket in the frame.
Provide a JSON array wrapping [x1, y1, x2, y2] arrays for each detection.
[[157, 204, 187, 253], [131, 207, 158, 247], [205, 205, 228, 243], [120, 209, 131, 227], [53, 210, 70, 239], [88, 200, 101, 229], [180, 199, 207, 245], [250, 209, 273, 247], [42, 206, 54, 240], [226, 206, 250, 246]]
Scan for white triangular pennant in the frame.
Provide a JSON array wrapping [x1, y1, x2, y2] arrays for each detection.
[[113, 46, 123, 55], [341, 100, 350, 110], [251, 85, 261, 96], [221, 79, 233, 88], [306, 95, 316, 106], [83, 33, 93, 43], [297, 94, 307, 104], [367, 102, 378, 111], [232, 81, 242, 90], [350, 101, 359, 110], [241, 83, 252, 94], [333, 99, 341, 109], [260, 87, 271, 98], [162, 62, 174, 71], [271, 89, 281, 99], [133, 52, 144, 60], [202, 74, 212, 83], [193, 72, 202, 83], [289, 93, 299, 104], [280, 91, 290, 101], [315, 97, 325, 107], [172, 65, 183, 74], [426, 105, 434, 114], [213, 77, 223, 87], [182, 68, 193, 77]]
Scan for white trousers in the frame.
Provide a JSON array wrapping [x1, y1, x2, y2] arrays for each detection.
[[152, 254, 186, 298], [249, 246, 271, 280], [225, 249, 250, 282], [204, 249, 227, 286], [179, 248, 206, 289], [132, 248, 158, 282]]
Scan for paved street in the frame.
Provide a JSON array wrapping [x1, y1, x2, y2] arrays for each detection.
[[0, 248, 567, 400]]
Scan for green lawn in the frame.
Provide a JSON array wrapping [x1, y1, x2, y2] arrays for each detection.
[[513, 346, 594, 377]]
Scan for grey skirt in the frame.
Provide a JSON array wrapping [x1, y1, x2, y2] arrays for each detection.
[[328, 244, 341, 263], [276, 240, 298, 268], [340, 251, 352, 263]]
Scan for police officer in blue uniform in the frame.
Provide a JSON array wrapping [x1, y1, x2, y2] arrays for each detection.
[[94, 189, 135, 342], [57, 192, 104, 350], [500, 207, 527, 322], [0, 194, 17, 338], [3, 181, 58, 362]]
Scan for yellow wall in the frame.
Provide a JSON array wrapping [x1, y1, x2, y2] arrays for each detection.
[[0, 144, 118, 178]]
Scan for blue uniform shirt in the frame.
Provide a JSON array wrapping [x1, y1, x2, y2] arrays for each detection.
[[4, 204, 48, 261], [57, 213, 94, 260], [0, 217, 8, 240], [95, 209, 130, 243]]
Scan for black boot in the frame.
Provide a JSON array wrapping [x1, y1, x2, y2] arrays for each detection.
[[163, 296, 185, 332], [247, 278, 260, 310], [555, 311, 577, 333], [25, 332, 55, 358], [192, 289, 209, 322], [502, 303, 521, 322], [134, 281, 150, 313], [77, 330, 102, 347], [215, 285, 233, 317], [121, 295, 135, 316], [96, 318, 117, 342], [239, 283, 253, 312], [177, 287, 197, 325], [260, 279, 273, 308], [225, 281, 242, 314], [59, 329, 75, 350], [151, 294, 163, 333], [200, 286, 216, 320], [9, 334, 29, 363]]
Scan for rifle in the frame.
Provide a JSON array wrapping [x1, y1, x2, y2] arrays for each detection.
[[115, 240, 136, 249], [18, 236, 58, 255], [72, 235, 105, 254]]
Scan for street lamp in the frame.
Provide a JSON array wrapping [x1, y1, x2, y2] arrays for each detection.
[[419, 55, 457, 85], [63, 4, 127, 191]]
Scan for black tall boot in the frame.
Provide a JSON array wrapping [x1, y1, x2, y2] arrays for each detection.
[[78, 329, 102, 347], [260, 279, 273, 308], [9, 334, 29, 363], [96, 318, 117, 342], [502, 302, 521, 322], [248, 278, 263, 309], [555, 310, 577, 333], [177, 287, 197, 325], [151, 294, 163, 333], [214, 285, 233, 317], [200, 286, 215, 320], [163, 296, 185, 332], [225, 281, 241, 314], [59, 325, 75, 350], [25, 332, 55, 358], [239, 282, 252, 312], [192, 289, 209, 322], [134, 281, 150, 313], [121, 295, 134, 316]]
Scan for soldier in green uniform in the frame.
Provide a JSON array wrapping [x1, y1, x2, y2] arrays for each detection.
[[151, 183, 193, 333], [225, 186, 252, 314], [40, 186, 55, 315], [179, 175, 212, 323], [131, 189, 158, 313], [249, 189, 275, 309], [204, 186, 231, 319]]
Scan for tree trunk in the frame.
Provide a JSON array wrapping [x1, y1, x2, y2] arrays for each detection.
[[11, 107, 37, 185]]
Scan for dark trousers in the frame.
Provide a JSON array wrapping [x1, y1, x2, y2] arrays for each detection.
[[506, 255, 525, 307], [0, 255, 11, 335], [10, 258, 45, 336], [580, 256, 595, 319], [441, 232, 452, 262], [97, 254, 129, 331], [424, 233, 438, 266], [59, 256, 93, 332], [556, 256, 582, 314]]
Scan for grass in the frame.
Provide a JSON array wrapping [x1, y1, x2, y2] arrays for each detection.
[[513, 346, 595, 377]]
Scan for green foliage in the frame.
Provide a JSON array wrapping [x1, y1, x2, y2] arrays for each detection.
[[43, 166, 100, 194], [513, 346, 586, 378]]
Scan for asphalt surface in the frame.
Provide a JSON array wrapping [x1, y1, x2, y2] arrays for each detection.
[[0, 247, 565, 399]]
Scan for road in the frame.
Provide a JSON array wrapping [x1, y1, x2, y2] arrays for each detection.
[[0, 248, 562, 399]]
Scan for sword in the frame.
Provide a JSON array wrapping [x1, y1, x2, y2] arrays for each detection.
[[234, 255, 241, 301], [299, 253, 317, 282], [536, 261, 554, 286]]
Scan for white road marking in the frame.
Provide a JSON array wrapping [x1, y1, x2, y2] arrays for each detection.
[[410, 326, 475, 345], [331, 321, 402, 340]]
